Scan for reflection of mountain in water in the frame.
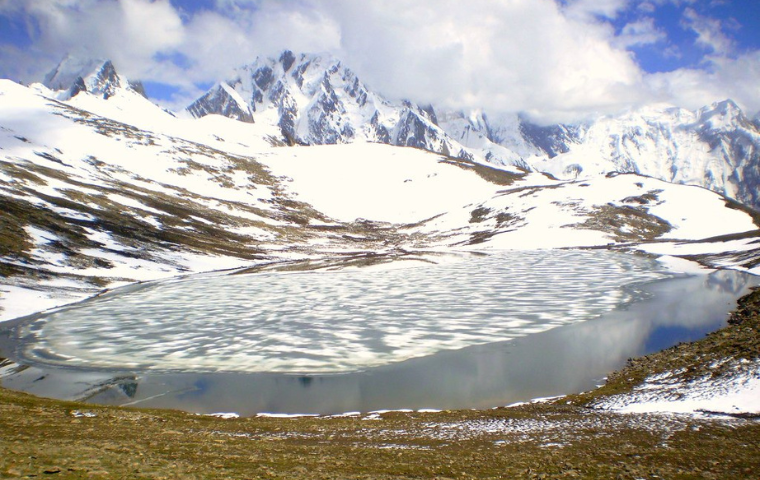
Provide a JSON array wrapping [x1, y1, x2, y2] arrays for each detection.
[[705, 269, 750, 294]]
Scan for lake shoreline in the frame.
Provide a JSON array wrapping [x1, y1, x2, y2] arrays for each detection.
[[1, 274, 759, 478], [1, 252, 755, 416]]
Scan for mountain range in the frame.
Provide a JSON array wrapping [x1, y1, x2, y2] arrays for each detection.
[[0, 53, 759, 320], [33, 52, 760, 211], [181, 51, 760, 210]]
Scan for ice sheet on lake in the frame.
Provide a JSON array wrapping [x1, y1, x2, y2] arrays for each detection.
[[14, 250, 672, 373]]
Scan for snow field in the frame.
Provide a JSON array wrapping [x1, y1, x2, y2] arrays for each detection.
[[259, 143, 504, 224], [595, 359, 760, 417]]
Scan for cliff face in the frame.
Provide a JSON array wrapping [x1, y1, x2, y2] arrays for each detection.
[[184, 51, 479, 163]]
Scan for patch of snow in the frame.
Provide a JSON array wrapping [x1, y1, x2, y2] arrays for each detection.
[[596, 360, 760, 417], [256, 412, 319, 418], [70, 410, 97, 418], [648, 183, 756, 239], [656, 255, 714, 274], [259, 143, 503, 223], [205, 412, 240, 419], [0, 284, 95, 322], [106, 193, 165, 215], [25, 225, 59, 245], [506, 395, 566, 408]]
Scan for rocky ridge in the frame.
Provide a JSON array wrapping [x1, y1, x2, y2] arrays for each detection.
[[43, 56, 146, 101], [181, 51, 760, 210], [38, 53, 760, 210], [184, 51, 473, 164]]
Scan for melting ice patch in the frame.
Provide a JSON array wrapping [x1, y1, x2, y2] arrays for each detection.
[[15, 250, 671, 373]]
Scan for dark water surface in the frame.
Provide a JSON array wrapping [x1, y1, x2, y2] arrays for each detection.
[[0, 251, 756, 416]]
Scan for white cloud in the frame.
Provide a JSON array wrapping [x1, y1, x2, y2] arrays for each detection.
[[117, 0, 185, 58], [176, 3, 340, 82], [325, 0, 647, 123], [646, 51, 760, 114], [562, 0, 630, 20], [636, 5, 760, 115], [681, 7, 733, 55], [1, 0, 758, 123], [0, 0, 185, 80], [616, 17, 667, 48]]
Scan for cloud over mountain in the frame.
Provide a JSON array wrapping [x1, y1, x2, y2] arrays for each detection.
[[1, 0, 759, 122]]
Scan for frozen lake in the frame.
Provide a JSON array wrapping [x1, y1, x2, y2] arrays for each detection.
[[9, 250, 669, 372], [0, 250, 756, 415]]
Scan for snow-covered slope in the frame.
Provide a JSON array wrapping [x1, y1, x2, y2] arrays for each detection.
[[532, 100, 760, 210], [596, 359, 760, 417], [182, 51, 760, 211], [1, 75, 759, 321]]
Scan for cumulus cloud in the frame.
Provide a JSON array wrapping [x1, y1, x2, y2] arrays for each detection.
[[647, 50, 760, 114], [176, 3, 340, 81], [615, 17, 667, 48], [561, 0, 631, 21], [681, 7, 733, 55], [0, 0, 185, 80], [636, 5, 760, 115], [326, 0, 648, 123], [1, 0, 758, 122]]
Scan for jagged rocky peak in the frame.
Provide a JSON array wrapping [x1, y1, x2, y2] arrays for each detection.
[[185, 50, 394, 145], [183, 50, 534, 168], [518, 120, 584, 158], [186, 82, 255, 123], [528, 98, 760, 210], [43, 55, 146, 100], [279, 50, 296, 73], [44, 56, 104, 91], [436, 109, 548, 165]]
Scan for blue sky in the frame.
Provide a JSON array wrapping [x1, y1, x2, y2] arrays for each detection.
[[0, 0, 758, 122], [608, 1, 760, 71]]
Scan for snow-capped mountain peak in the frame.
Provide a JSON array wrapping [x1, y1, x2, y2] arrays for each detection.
[[188, 51, 386, 142], [695, 99, 750, 132], [184, 50, 497, 166], [41, 55, 146, 100], [182, 52, 760, 210], [524, 100, 760, 210], [43, 56, 106, 90], [36, 50, 756, 213]]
